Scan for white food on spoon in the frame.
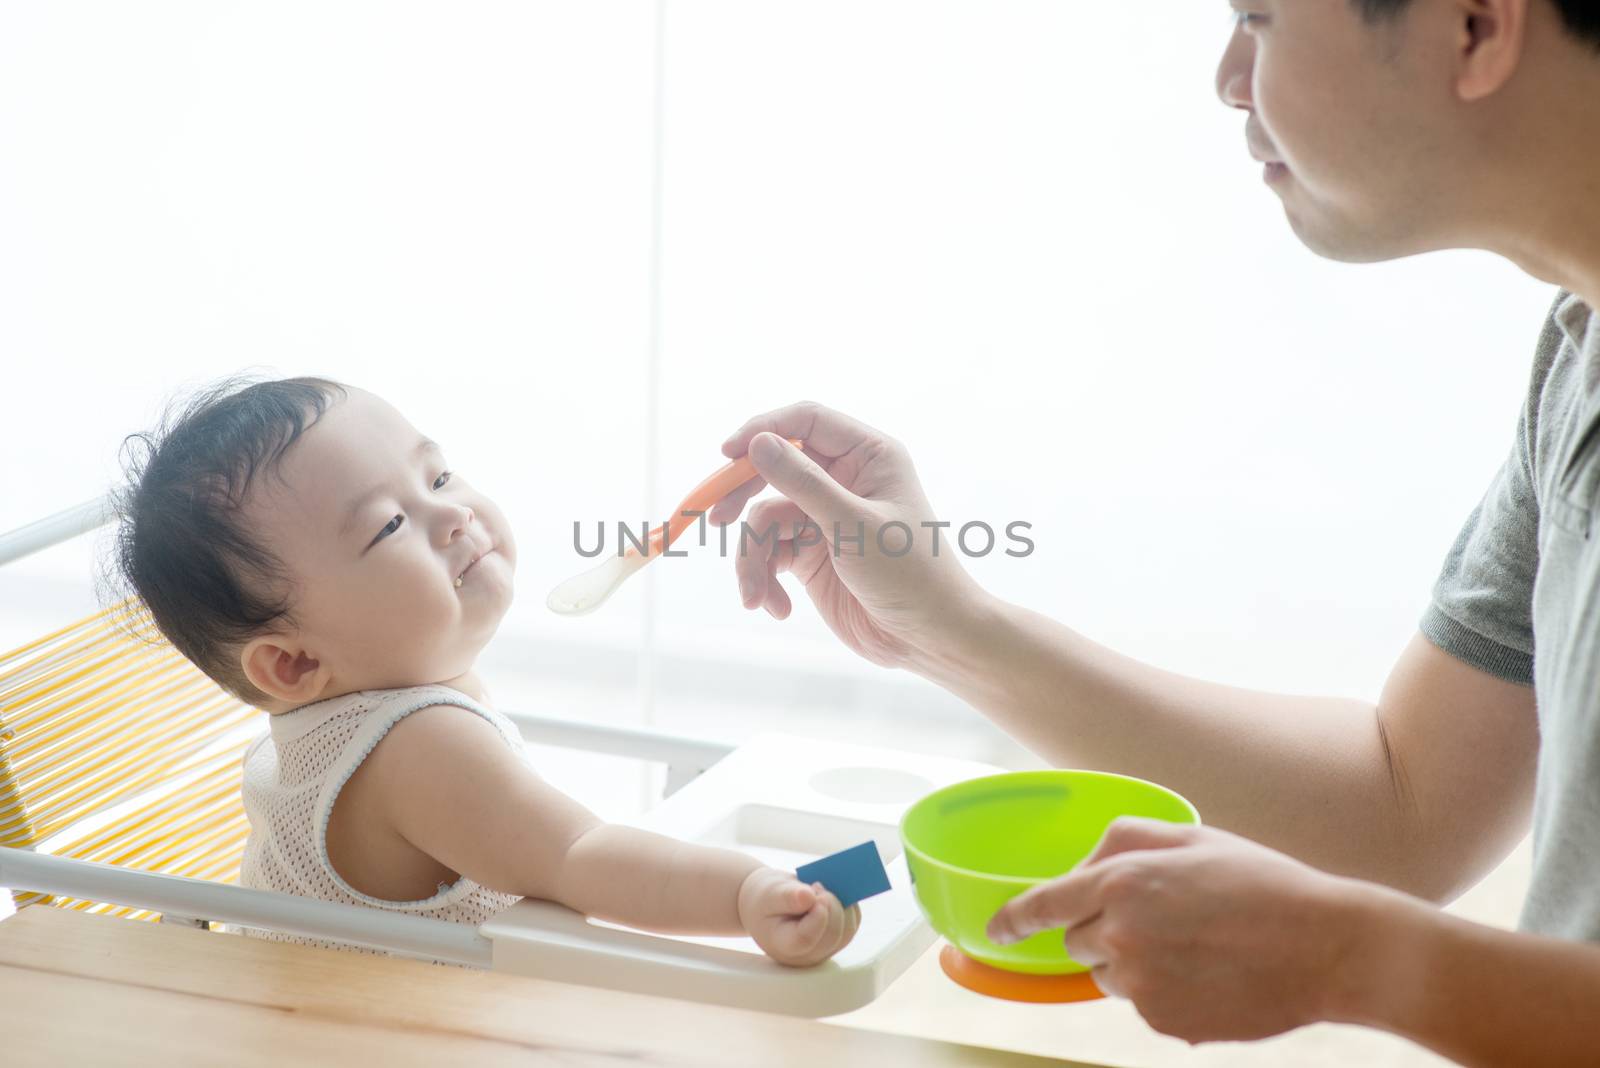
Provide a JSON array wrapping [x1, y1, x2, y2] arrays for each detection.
[[545, 553, 652, 616]]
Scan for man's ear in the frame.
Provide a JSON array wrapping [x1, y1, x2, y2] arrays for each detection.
[[1455, 0, 1530, 102], [241, 634, 330, 707]]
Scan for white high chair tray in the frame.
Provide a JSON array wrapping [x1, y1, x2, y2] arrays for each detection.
[[482, 732, 1002, 1017]]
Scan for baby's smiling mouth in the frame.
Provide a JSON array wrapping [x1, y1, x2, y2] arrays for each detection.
[[455, 548, 494, 588]]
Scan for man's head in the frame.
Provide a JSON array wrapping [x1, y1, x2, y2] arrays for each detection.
[[1217, 0, 1600, 264], [111, 377, 516, 711]]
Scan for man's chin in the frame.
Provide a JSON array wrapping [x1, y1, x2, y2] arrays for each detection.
[[1283, 207, 1424, 266]]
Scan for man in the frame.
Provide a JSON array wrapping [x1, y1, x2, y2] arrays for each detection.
[[708, 1, 1600, 1062]]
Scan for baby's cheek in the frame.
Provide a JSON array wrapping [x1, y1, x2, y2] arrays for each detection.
[[417, 572, 466, 629], [361, 567, 450, 644]]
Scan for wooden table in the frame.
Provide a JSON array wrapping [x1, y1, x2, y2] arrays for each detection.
[[0, 906, 1103, 1067]]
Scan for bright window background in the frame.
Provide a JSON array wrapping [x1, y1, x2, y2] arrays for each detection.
[[0, 0, 1547, 944]]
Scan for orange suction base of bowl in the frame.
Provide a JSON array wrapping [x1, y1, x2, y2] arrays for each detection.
[[938, 944, 1105, 1004]]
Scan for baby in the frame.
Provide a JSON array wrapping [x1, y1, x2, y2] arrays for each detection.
[[112, 375, 859, 965]]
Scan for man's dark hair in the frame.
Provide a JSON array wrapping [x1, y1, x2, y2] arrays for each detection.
[[1353, 0, 1600, 48], [101, 374, 348, 706]]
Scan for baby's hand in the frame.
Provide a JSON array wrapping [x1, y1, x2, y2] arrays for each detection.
[[737, 867, 861, 967]]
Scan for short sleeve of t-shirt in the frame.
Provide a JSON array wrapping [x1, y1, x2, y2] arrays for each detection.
[[1419, 301, 1567, 685]]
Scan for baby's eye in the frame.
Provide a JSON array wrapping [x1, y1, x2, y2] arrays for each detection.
[[374, 514, 403, 543], [433, 470, 452, 491], [1233, 11, 1266, 30]]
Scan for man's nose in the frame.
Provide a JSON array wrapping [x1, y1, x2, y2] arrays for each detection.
[[1215, 26, 1255, 111]]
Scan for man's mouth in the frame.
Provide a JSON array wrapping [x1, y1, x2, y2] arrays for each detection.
[[1245, 122, 1283, 167], [1248, 143, 1284, 166]]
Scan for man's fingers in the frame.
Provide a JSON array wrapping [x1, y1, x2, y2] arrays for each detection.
[[708, 474, 768, 526], [1082, 816, 1196, 868], [737, 499, 808, 608], [741, 499, 810, 549], [745, 433, 861, 524], [986, 869, 1105, 946], [721, 401, 882, 463], [1089, 963, 1121, 999], [763, 554, 793, 619], [986, 820, 1197, 947], [1061, 915, 1108, 967], [709, 445, 835, 527]]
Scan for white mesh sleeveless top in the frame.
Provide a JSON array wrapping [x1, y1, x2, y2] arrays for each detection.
[[238, 684, 523, 953]]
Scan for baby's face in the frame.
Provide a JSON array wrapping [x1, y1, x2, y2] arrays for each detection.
[[240, 388, 516, 701]]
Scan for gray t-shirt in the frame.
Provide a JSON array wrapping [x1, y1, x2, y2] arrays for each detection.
[[1423, 290, 1600, 941]]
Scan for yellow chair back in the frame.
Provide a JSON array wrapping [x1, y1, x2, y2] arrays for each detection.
[[0, 603, 261, 919]]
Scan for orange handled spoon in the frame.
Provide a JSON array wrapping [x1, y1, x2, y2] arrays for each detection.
[[546, 438, 803, 616]]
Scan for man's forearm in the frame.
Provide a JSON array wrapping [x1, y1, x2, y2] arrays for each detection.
[[909, 592, 1422, 890], [1343, 888, 1600, 1067], [554, 824, 762, 934]]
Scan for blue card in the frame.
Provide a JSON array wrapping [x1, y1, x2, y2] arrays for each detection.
[[795, 841, 892, 908]]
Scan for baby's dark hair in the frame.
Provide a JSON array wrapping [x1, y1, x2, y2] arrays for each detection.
[[102, 374, 348, 705]]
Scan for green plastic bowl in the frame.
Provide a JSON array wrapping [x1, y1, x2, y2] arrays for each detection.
[[900, 770, 1199, 975]]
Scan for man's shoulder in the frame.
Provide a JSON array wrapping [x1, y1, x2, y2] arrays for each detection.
[[1528, 290, 1575, 393], [1514, 290, 1589, 477]]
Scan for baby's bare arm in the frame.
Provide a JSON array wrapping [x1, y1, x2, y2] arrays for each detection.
[[362, 705, 761, 934], [556, 824, 763, 934]]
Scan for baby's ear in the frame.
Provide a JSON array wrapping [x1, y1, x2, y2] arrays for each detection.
[[241, 635, 325, 706]]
